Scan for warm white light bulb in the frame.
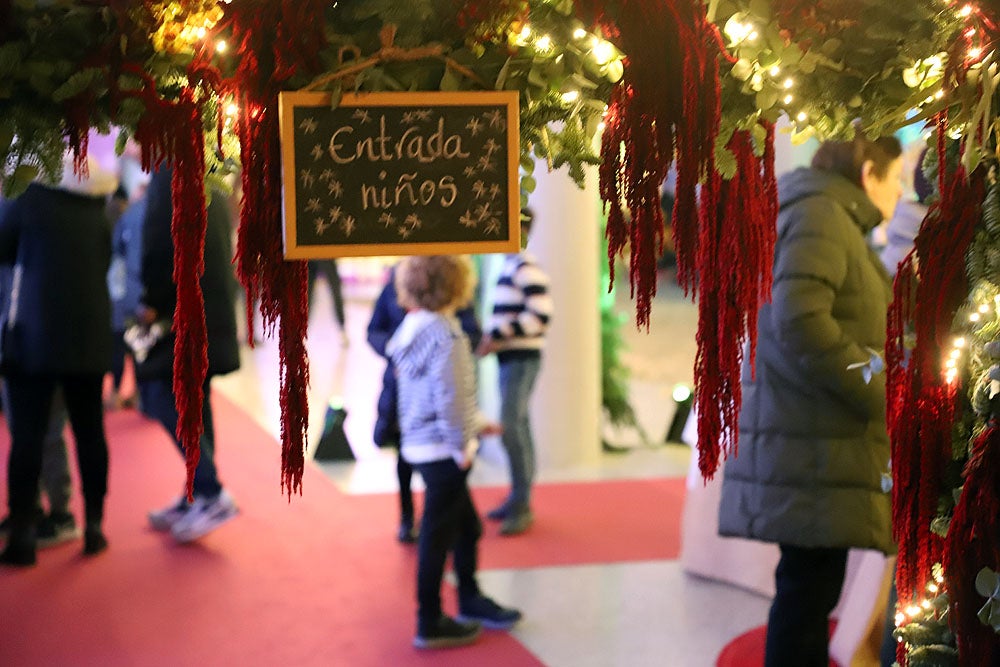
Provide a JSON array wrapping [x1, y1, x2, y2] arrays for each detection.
[[216, 39, 227, 53], [573, 28, 587, 39], [592, 41, 615, 64]]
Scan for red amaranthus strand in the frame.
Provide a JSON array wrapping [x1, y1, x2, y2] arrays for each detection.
[[574, 0, 730, 328], [886, 130, 984, 641], [221, 0, 327, 496], [944, 424, 1000, 666], [129, 76, 212, 499], [169, 92, 211, 495], [693, 127, 776, 479]]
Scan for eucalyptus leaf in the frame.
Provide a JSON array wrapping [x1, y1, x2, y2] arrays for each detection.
[[731, 59, 754, 81], [755, 88, 778, 111], [4, 163, 39, 198]]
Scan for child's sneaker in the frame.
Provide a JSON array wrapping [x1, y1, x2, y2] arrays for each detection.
[[148, 497, 191, 531], [457, 595, 523, 630], [413, 615, 481, 649], [170, 490, 239, 543], [36, 511, 81, 548]]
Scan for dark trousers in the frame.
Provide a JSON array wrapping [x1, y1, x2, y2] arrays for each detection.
[[110, 331, 133, 391], [765, 544, 848, 667], [1, 382, 72, 515], [5, 372, 108, 533], [411, 459, 481, 625], [139, 378, 222, 498], [397, 452, 414, 523], [308, 260, 345, 328]]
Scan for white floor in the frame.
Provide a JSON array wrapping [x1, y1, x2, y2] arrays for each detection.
[[213, 263, 771, 666]]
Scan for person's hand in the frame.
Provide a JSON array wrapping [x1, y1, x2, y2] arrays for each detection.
[[476, 335, 498, 357], [136, 304, 158, 326], [478, 422, 503, 437]]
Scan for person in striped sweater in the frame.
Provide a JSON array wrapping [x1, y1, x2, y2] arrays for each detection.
[[477, 211, 553, 536], [387, 254, 520, 649]]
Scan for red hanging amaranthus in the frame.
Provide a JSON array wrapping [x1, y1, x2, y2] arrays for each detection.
[[220, 0, 327, 496], [886, 123, 985, 648], [125, 64, 216, 498], [573, 0, 775, 478], [693, 126, 777, 479], [573, 0, 729, 327], [943, 424, 1000, 666]]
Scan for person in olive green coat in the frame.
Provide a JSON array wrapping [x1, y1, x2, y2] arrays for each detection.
[[718, 133, 904, 667]]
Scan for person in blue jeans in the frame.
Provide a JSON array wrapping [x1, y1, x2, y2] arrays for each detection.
[[388, 254, 520, 649], [135, 168, 241, 543], [477, 211, 553, 535]]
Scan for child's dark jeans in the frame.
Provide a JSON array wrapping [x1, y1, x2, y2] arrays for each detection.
[[411, 458, 482, 627]]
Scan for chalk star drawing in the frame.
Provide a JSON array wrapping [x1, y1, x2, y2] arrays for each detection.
[[459, 210, 477, 228], [299, 117, 318, 134], [466, 117, 483, 137], [328, 180, 343, 198], [488, 183, 501, 200], [300, 169, 315, 188], [398, 226, 412, 239], [402, 111, 417, 124], [319, 169, 335, 182], [341, 215, 357, 237], [463, 165, 476, 178], [414, 109, 432, 121], [379, 212, 397, 228], [472, 181, 486, 199], [483, 109, 505, 130], [474, 202, 492, 221], [315, 216, 331, 235], [476, 155, 495, 173], [311, 144, 324, 160], [484, 218, 501, 235], [404, 213, 422, 230], [328, 206, 342, 222], [305, 198, 322, 213], [352, 109, 372, 124], [483, 138, 500, 158]]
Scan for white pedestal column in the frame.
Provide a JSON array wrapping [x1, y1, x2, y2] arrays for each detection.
[[527, 160, 602, 471]]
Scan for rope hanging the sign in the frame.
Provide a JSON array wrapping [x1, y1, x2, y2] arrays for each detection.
[[301, 25, 490, 93]]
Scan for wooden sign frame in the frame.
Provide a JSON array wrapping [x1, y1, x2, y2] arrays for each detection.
[[279, 90, 521, 259]]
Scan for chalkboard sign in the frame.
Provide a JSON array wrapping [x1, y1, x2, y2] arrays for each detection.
[[279, 90, 521, 259]]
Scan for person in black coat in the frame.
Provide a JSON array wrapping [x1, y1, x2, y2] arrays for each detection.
[[136, 167, 241, 543], [367, 265, 482, 543], [0, 157, 118, 565]]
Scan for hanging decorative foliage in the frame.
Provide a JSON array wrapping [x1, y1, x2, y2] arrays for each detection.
[[213, 0, 329, 496], [693, 124, 776, 478]]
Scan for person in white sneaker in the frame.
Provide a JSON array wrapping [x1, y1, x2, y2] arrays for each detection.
[[133, 167, 241, 543]]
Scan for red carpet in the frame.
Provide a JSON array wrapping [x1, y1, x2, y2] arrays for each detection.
[[0, 395, 683, 666], [715, 622, 839, 667]]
